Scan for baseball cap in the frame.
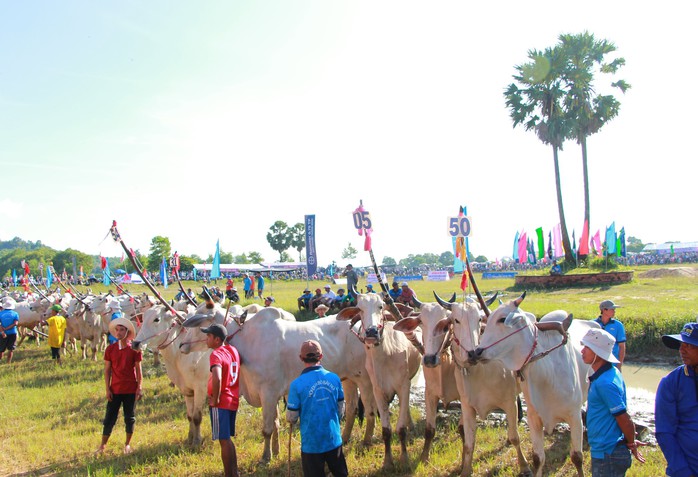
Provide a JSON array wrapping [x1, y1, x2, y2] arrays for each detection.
[[51, 304, 62, 313], [581, 328, 619, 363], [201, 324, 227, 341], [300, 339, 322, 359], [662, 323, 698, 350], [303, 288, 310, 292], [366, 284, 373, 288], [599, 300, 621, 310], [324, 285, 331, 289], [400, 282, 408, 287], [109, 301, 122, 311]]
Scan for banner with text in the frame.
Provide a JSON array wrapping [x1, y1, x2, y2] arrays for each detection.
[[305, 215, 317, 276]]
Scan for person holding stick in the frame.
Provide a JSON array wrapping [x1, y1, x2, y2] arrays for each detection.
[[286, 340, 347, 477]]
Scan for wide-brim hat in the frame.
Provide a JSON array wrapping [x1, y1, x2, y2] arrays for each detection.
[[662, 323, 698, 350], [581, 328, 619, 363], [109, 317, 136, 340], [1, 299, 16, 310]]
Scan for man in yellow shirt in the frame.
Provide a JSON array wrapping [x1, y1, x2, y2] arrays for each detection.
[[44, 305, 67, 365]]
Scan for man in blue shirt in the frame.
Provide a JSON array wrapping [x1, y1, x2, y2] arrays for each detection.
[[594, 299, 627, 370], [581, 328, 645, 476], [0, 298, 20, 363], [287, 340, 347, 477], [656, 322, 698, 477]]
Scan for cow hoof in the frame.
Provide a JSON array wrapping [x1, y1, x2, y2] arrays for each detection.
[[518, 471, 534, 477]]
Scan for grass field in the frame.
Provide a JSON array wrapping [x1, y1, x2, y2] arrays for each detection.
[[2, 263, 694, 476]]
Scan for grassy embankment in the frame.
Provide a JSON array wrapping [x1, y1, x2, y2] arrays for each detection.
[[2, 263, 693, 476]]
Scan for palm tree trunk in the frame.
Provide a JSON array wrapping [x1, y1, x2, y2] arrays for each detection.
[[581, 136, 590, 246], [552, 146, 575, 263]]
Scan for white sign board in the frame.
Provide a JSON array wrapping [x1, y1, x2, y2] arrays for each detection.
[[427, 271, 450, 281]]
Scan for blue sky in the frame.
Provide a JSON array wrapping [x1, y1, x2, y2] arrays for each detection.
[[1, 1, 695, 266]]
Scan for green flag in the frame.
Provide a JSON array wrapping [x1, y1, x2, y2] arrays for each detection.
[[536, 227, 544, 259]]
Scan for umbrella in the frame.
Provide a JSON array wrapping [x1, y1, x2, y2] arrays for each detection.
[[115, 269, 127, 275]]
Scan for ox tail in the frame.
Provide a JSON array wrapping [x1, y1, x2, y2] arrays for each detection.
[[517, 395, 524, 424], [358, 396, 365, 426]]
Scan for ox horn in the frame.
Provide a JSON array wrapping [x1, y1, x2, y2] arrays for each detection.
[[349, 283, 359, 297], [433, 291, 456, 311], [412, 295, 423, 309], [484, 291, 499, 307], [513, 290, 527, 307]]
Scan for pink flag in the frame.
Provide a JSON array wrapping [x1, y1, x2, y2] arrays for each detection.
[[553, 224, 563, 258], [591, 230, 602, 255], [578, 220, 590, 255], [518, 232, 528, 264]]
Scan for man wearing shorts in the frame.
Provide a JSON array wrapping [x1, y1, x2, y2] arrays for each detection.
[[0, 299, 20, 364], [202, 323, 240, 477]]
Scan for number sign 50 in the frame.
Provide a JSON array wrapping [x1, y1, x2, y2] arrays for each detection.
[[447, 216, 472, 237]]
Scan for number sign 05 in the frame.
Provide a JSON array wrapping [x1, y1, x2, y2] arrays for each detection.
[[353, 210, 372, 230], [447, 216, 472, 237]]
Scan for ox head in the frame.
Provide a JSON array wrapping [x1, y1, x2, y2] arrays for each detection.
[[393, 297, 452, 368], [179, 303, 246, 354], [434, 292, 485, 368], [132, 305, 178, 352], [336, 292, 407, 346]]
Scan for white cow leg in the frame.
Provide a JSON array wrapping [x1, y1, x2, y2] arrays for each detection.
[[459, 405, 476, 477], [505, 398, 531, 476], [396, 390, 412, 468], [341, 381, 358, 444], [420, 386, 439, 462], [359, 383, 377, 446], [259, 398, 278, 463], [527, 407, 545, 477], [153, 349, 160, 366], [569, 414, 585, 477]]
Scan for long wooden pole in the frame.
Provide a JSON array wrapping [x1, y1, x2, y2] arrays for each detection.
[[109, 221, 181, 319]]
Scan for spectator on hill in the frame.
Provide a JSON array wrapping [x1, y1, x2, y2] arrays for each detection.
[[298, 288, 313, 311], [396, 282, 417, 306], [388, 281, 402, 301], [550, 260, 562, 276]]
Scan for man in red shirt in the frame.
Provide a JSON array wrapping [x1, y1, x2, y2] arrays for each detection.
[[96, 317, 142, 455], [202, 323, 241, 477]]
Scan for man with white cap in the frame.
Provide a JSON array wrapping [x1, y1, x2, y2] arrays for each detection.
[[107, 300, 124, 345], [287, 339, 347, 476], [96, 317, 142, 455], [594, 299, 627, 369], [581, 328, 645, 476], [0, 298, 20, 364], [655, 322, 698, 477]]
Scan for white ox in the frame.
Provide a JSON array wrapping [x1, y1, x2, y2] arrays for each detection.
[[470, 292, 599, 477], [65, 296, 102, 360], [336, 293, 421, 470], [182, 306, 377, 463], [401, 295, 531, 476], [133, 305, 209, 446]]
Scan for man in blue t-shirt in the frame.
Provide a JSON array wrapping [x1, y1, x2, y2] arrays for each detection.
[[656, 322, 698, 477], [287, 340, 347, 477], [581, 328, 645, 476], [594, 299, 627, 370], [0, 299, 21, 363]]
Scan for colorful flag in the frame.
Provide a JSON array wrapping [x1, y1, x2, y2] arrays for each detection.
[[305, 215, 317, 276], [460, 270, 468, 291], [160, 257, 168, 288], [103, 258, 110, 286], [591, 230, 602, 255], [547, 232, 553, 260], [211, 240, 221, 279], [518, 232, 528, 264], [46, 266, 53, 288], [670, 244, 675, 256], [193, 266, 198, 281], [528, 239, 537, 264], [578, 220, 590, 255], [513, 231, 520, 263], [553, 224, 563, 258], [618, 227, 626, 257], [536, 227, 544, 259], [12, 269, 17, 287], [606, 222, 617, 255], [22, 260, 30, 276]]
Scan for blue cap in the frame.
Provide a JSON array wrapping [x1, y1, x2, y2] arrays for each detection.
[[662, 323, 698, 350]]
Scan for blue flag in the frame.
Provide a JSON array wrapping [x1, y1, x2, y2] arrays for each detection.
[[513, 231, 520, 263], [193, 266, 198, 281], [305, 215, 317, 276], [211, 239, 221, 279], [160, 257, 168, 288], [12, 269, 17, 287], [46, 266, 53, 288], [619, 227, 626, 257], [103, 258, 111, 286], [606, 222, 617, 255]]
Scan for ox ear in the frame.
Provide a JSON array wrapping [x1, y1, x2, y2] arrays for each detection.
[[336, 307, 360, 322], [393, 316, 420, 334], [394, 303, 413, 318], [182, 314, 210, 328], [504, 311, 525, 327], [434, 318, 451, 336]]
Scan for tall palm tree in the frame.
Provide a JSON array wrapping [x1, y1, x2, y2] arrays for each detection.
[[504, 46, 575, 263], [558, 32, 630, 254]]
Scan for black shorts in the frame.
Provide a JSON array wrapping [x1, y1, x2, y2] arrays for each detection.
[[51, 347, 61, 359], [0, 333, 17, 352], [301, 446, 348, 477]]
